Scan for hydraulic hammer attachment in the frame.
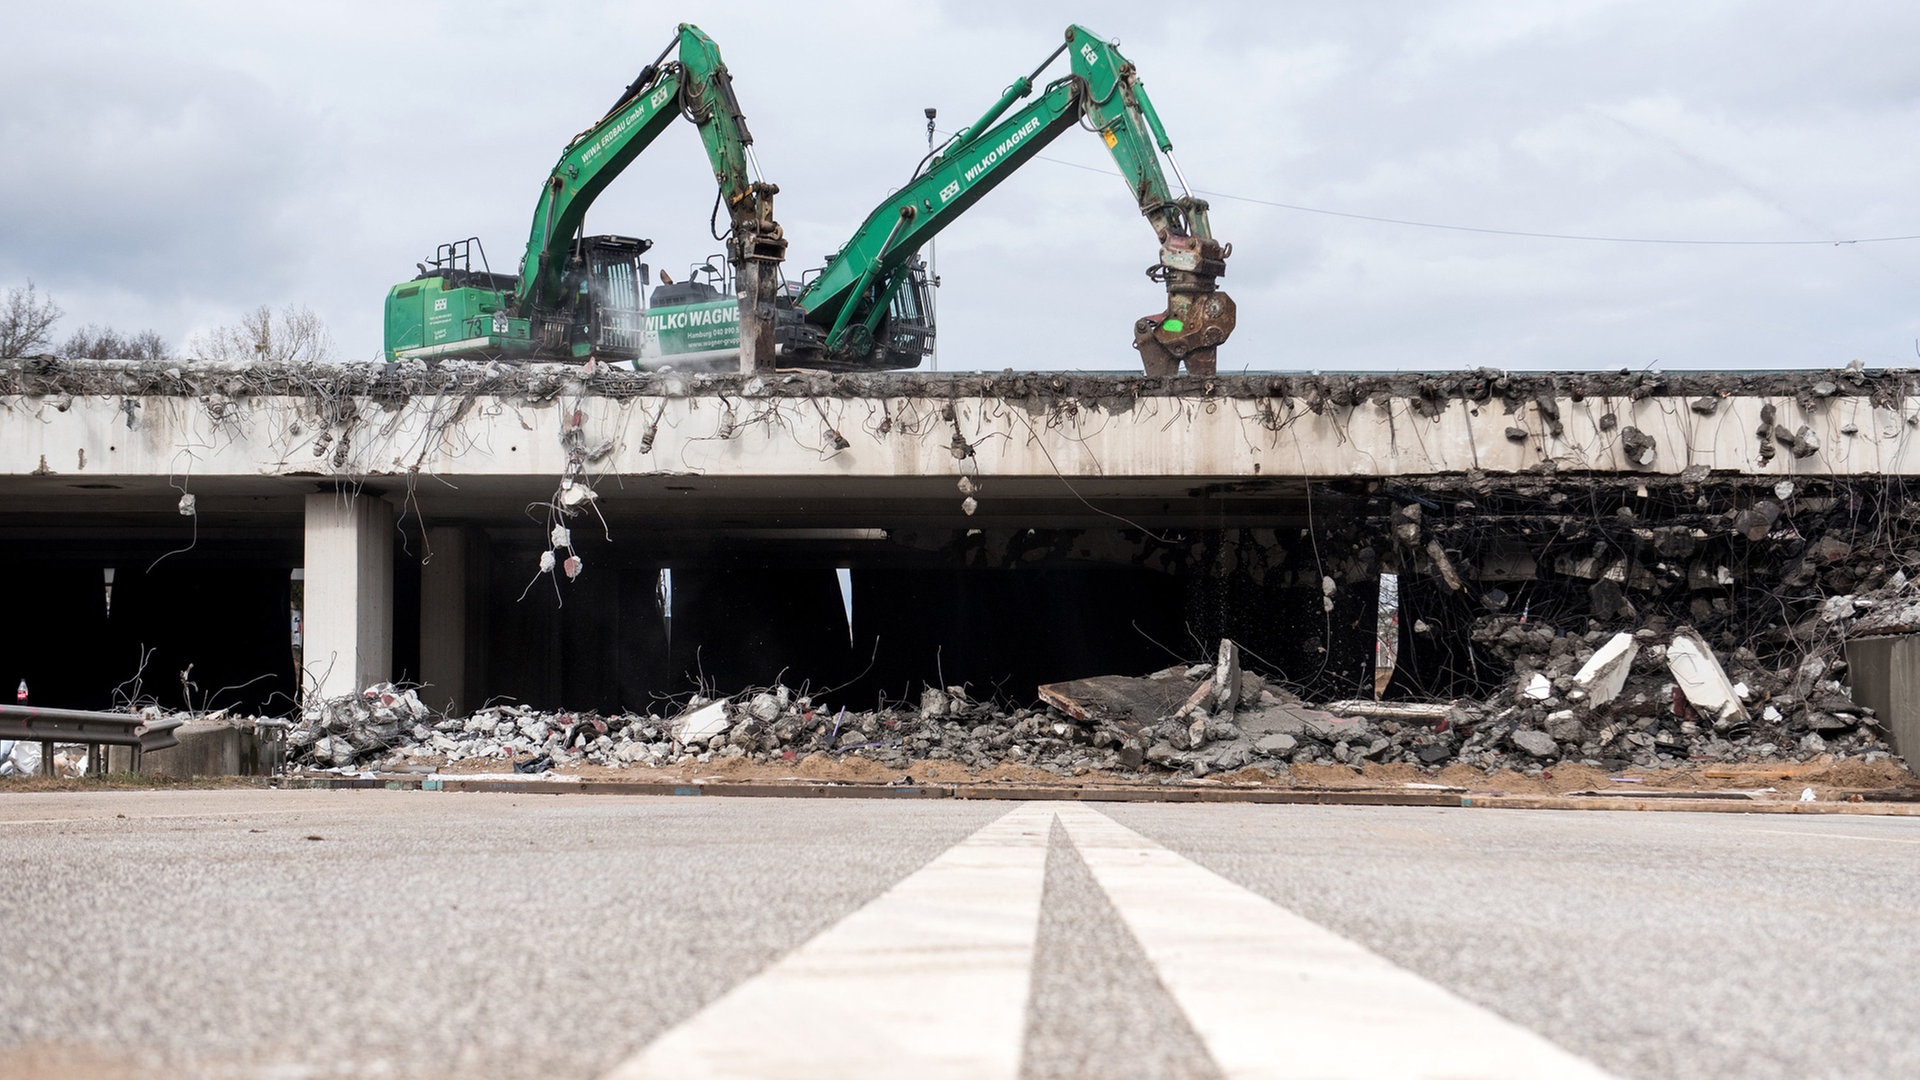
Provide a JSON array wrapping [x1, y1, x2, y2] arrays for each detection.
[[727, 180, 787, 372]]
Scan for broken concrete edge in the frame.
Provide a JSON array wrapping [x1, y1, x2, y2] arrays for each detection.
[[278, 773, 1920, 814], [4, 356, 1913, 408], [1034, 684, 1089, 722]]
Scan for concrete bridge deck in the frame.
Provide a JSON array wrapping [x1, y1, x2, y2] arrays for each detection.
[[2, 364, 1911, 504], [1, 359, 1912, 714]]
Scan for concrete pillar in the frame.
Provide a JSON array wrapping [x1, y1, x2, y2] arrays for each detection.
[[1845, 634, 1920, 760], [419, 525, 484, 716], [302, 492, 393, 700]]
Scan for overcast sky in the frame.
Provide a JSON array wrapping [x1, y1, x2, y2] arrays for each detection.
[[5, 0, 1920, 372]]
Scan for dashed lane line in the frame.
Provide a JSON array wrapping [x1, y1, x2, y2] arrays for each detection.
[[0, 808, 328, 827], [603, 802, 1623, 1080], [1054, 803, 1622, 1080], [1747, 827, 1920, 844], [603, 802, 1054, 1080]]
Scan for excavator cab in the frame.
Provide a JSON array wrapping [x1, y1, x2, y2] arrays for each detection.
[[525, 235, 652, 360], [570, 235, 652, 360], [881, 261, 936, 367], [787, 258, 935, 370]]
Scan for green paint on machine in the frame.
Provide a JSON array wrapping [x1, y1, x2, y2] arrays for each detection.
[[647, 298, 740, 355]]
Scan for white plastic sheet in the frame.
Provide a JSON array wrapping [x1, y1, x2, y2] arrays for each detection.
[[0, 740, 43, 777]]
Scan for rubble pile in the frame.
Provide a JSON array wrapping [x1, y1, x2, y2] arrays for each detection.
[[1385, 471, 1919, 671], [286, 681, 1174, 777], [273, 465, 1920, 782], [287, 684, 436, 769], [1449, 620, 1893, 771], [281, 626, 1900, 781]]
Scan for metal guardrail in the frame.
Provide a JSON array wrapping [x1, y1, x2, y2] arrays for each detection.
[[0, 704, 185, 776]]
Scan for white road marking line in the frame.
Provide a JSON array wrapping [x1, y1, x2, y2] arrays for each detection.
[[1053, 803, 1622, 1080], [603, 802, 1055, 1080], [1749, 828, 1920, 845], [0, 808, 323, 827]]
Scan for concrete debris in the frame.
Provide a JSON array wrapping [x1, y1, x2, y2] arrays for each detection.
[[1510, 729, 1558, 758], [263, 620, 1902, 779], [242, 462, 1920, 782], [675, 699, 731, 743], [1039, 665, 1264, 729], [1619, 426, 1657, 466], [1212, 639, 1243, 713], [1321, 701, 1453, 722], [1774, 424, 1821, 459], [1255, 733, 1297, 755], [1573, 632, 1639, 706], [1426, 540, 1463, 591], [1667, 629, 1749, 722]]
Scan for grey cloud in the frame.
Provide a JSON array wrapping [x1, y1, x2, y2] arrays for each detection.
[[5, 1, 1920, 370]]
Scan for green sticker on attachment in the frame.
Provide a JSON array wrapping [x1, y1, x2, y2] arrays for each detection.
[[1163, 318, 1185, 332]]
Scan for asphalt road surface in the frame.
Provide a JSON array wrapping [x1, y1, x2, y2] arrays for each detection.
[[1, 789, 1915, 1079]]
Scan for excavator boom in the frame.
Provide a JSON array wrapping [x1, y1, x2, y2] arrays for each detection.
[[515, 24, 786, 370], [796, 24, 1233, 374], [384, 24, 784, 370]]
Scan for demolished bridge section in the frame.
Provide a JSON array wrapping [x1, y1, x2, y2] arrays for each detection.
[[5, 361, 1920, 499], [2, 358, 1920, 769]]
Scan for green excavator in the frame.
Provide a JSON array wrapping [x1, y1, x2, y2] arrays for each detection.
[[384, 23, 1232, 375], [793, 23, 1235, 375], [381, 24, 788, 370]]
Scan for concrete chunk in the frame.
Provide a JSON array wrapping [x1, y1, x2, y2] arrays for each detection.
[[1037, 675, 1198, 729], [1304, 715, 1373, 743], [675, 699, 732, 744], [1511, 729, 1558, 758], [1522, 672, 1553, 700], [919, 687, 950, 720], [1573, 632, 1639, 705], [1666, 630, 1749, 722], [1169, 680, 1215, 722], [1425, 539, 1464, 591], [1254, 733, 1297, 755], [1323, 700, 1452, 723], [1212, 639, 1243, 713]]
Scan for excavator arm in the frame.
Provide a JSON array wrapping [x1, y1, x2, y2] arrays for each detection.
[[796, 24, 1233, 374], [515, 24, 786, 369]]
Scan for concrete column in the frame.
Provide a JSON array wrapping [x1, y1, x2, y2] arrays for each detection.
[[302, 492, 393, 700], [1845, 634, 1920, 760], [419, 525, 481, 716]]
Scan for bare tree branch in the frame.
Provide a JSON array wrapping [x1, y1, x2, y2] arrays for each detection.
[[61, 324, 170, 361], [188, 303, 334, 364], [0, 281, 63, 358]]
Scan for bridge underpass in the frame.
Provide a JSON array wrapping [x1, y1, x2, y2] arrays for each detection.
[[3, 360, 1916, 744]]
